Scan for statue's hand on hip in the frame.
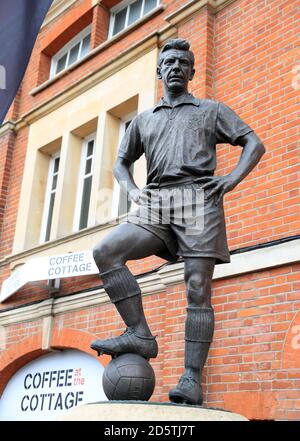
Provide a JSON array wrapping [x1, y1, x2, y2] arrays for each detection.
[[197, 175, 236, 205], [129, 188, 143, 205]]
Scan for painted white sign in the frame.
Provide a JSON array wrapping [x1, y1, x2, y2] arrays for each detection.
[[0, 350, 107, 421], [0, 250, 99, 303]]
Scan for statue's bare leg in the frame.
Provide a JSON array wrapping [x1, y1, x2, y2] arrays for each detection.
[[169, 257, 215, 405], [91, 222, 167, 359]]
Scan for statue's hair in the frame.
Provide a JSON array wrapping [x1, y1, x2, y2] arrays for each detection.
[[158, 38, 195, 67]]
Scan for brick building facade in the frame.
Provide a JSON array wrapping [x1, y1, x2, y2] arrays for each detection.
[[0, 0, 299, 420]]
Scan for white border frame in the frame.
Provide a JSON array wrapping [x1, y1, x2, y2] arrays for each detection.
[[73, 133, 96, 232], [108, 0, 160, 38], [40, 152, 61, 244], [50, 25, 92, 79]]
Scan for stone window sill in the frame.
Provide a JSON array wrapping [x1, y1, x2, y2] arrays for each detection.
[[2, 214, 128, 270]]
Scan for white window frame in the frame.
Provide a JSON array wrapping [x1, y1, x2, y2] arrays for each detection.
[[50, 25, 92, 78], [73, 133, 96, 232], [40, 152, 60, 243], [109, 0, 160, 38], [111, 112, 137, 218]]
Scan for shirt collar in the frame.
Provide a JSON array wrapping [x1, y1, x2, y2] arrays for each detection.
[[152, 93, 200, 112]]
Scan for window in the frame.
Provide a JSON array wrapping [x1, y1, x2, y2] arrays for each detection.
[[50, 26, 91, 78], [109, 0, 160, 37], [74, 135, 95, 231], [40, 153, 60, 243], [13, 55, 155, 255], [112, 117, 135, 217]]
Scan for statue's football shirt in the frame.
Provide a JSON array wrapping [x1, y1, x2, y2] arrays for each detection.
[[118, 94, 253, 188]]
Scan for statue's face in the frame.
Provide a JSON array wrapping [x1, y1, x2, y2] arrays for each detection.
[[157, 49, 195, 93]]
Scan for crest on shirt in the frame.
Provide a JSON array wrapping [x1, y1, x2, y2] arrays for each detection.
[[186, 114, 204, 131]]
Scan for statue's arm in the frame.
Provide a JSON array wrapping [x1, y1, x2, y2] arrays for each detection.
[[198, 131, 265, 205], [226, 131, 265, 188], [113, 156, 142, 204]]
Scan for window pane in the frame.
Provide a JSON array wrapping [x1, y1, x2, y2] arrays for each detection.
[[85, 158, 92, 175], [68, 42, 80, 66], [79, 176, 92, 229], [87, 140, 94, 157], [128, 0, 143, 25], [51, 174, 58, 191], [81, 34, 91, 58], [56, 53, 67, 74], [144, 0, 157, 15], [113, 8, 127, 35], [54, 157, 60, 172], [45, 193, 55, 242]]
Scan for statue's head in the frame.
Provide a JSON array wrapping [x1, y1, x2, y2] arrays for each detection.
[[157, 38, 195, 93]]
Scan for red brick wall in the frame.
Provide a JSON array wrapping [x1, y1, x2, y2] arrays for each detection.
[[91, 4, 109, 48], [214, 0, 299, 251], [0, 126, 29, 261], [0, 0, 299, 420], [0, 130, 15, 240]]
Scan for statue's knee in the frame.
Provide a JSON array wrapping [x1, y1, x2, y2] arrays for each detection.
[[93, 243, 112, 272], [187, 289, 209, 307], [186, 275, 211, 307], [93, 242, 125, 273]]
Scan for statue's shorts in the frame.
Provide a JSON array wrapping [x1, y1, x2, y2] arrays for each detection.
[[125, 182, 230, 265]]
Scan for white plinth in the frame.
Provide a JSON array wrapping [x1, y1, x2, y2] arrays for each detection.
[[60, 401, 248, 421]]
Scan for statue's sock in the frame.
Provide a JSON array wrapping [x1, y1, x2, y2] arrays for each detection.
[[100, 266, 152, 337], [184, 306, 214, 374]]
